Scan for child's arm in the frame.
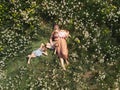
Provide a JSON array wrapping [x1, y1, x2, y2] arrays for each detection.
[[40, 43, 44, 49], [42, 51, 48, 56]]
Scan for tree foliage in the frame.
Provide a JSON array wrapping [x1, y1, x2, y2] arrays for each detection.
[[0, 0, 120, 89], [0, 0, 43, 59], [41, 0, 120, 89]]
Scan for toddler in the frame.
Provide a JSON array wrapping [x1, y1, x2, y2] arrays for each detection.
[[27, 43, 48, 64]]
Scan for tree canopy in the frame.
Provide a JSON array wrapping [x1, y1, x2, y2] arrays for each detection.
[[0, 0, 120, 89]]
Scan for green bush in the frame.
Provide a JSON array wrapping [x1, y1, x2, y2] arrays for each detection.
[[0, 0, 120, 89], [0, 0, 43, 59], [41, 0, 120, 89]]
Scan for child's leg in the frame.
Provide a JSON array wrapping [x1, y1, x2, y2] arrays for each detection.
[[27, 53, 36, 64], [27, 55, 31, 64]]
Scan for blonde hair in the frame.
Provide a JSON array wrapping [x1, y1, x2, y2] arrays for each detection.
[[41, 44, 47, 51]]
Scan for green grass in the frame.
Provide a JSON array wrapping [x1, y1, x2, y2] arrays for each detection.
[[6, 40, 53, 73], [2, 23, 118, 90], [2, 38, 59, 89]]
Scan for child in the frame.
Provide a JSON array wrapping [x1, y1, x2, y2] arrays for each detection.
[[27, 43, 48, 64]]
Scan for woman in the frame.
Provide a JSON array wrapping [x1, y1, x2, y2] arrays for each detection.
[[50, 24, 69, 70]]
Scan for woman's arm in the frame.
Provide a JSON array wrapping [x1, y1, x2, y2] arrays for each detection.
[[50, 32, 54, 46]]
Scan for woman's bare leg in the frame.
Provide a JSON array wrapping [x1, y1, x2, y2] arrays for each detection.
[[60, 58, 66, 70], [65, 59, 69, 65]]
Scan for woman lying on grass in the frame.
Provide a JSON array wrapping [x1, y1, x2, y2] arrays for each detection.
[[27, 43, 48, 64]]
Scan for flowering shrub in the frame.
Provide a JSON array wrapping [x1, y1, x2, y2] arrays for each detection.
[[41, 0, 120, 89], [0, 0, 120, 90], [0, 0, 43, 59], [0, 29, 30, 58]]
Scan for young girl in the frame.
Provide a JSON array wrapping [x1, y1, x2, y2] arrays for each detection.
[[27, 43, 48, 64]]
